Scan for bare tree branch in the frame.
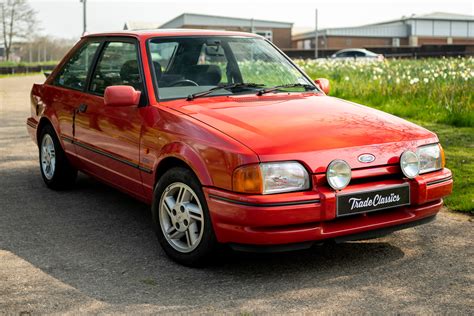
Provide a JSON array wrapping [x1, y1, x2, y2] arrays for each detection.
[[0, 0, 39, 61]]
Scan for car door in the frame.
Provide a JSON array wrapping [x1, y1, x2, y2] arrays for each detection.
[[72, 38, 148, 199], [46, 40, 101, 157]]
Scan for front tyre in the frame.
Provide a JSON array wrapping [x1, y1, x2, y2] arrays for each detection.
[[39, 125, 77, 190], [152, 167, 218, 266]]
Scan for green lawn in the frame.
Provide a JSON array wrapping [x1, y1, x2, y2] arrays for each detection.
[[419, 122, 473, 213], [295, 58, 473, 213]]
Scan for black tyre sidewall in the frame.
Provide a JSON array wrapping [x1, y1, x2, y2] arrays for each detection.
[[38, 125, 77, 190], [152, 167, 217, 267]]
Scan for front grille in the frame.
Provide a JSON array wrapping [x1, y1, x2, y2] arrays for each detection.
[[315, 164, 404, 187], [349, 173, 402, 185]]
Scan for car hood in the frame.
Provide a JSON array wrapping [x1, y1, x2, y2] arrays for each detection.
[[167, 93, 438, 173]]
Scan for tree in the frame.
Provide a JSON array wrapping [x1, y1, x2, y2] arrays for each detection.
[[17, 36, 76, 62], [1, 0, 38, 61]]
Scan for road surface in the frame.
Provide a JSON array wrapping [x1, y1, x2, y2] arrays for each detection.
[[0, 75, 472, 314]]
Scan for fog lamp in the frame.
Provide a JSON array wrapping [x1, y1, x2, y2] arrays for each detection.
[[400, 150, 420, 179], [326, 159, 351, 190]]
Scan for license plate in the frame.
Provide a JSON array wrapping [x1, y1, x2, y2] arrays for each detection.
[[337, 184, 410, 217]]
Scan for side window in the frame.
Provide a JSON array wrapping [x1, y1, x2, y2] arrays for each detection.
[[54, 41, 100, 90], [90, 41, 142, 95], [341, 51, 358, 58]]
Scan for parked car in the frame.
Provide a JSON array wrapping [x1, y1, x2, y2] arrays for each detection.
[[331, 48, 384, 61], [27, 30, 452, 266]]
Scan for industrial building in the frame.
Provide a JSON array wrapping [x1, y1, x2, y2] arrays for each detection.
[[125, 13, 293, 49], [292, 12, 474, 50], [124, 12, 474, 58]]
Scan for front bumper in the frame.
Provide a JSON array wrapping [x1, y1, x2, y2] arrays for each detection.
[[205, 168, 452, 246]]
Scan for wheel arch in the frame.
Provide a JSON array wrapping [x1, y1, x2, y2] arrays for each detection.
[[153, 144, 214, 188], [155, 156, 191, 182], [36, 117, 54, 144], [36, 114, 63, 144]]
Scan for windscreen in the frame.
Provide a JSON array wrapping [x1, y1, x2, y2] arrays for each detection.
[[148, 36, 313, 100]]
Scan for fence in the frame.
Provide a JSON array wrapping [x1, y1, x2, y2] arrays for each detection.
[[0, 64, 56, 75]]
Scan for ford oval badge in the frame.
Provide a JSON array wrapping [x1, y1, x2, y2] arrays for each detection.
[[358, 154, 375, 163]]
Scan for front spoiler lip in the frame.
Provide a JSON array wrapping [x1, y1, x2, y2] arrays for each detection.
[[229, 214, 437, 253]]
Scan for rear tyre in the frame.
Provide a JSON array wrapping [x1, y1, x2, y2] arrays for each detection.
[[152, 167, 218, 267], [39, 124, 77, 190]]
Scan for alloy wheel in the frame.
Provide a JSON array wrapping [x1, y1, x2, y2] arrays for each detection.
[[159, 182, 205, 253], [40, 134, 56, 180]]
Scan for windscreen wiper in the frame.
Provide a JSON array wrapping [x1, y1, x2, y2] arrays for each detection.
[[187, 83, 265, 101], [256, 83, 316, 96]]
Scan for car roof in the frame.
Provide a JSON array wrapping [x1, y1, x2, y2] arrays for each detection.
[[83, 28, 263, 40], [335, 48, 372, 53]]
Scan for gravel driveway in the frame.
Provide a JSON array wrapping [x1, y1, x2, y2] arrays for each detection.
[[0, 75, 473, 314]]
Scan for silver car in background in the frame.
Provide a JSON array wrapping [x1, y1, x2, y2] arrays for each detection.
[[331, 48, 384, 61]]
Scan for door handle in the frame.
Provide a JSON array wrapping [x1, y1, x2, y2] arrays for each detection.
[[76, 104, 88, 113]]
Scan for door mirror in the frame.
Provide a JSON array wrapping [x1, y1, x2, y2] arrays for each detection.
[[104, 85, 141, 107], [314, 78, 330, 95]]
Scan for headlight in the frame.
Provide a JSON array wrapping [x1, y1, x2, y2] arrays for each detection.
[[233, 162, 310, 194], [417, 143, 444, 174], [400, 150, 419, 179], [326, 159, 351, 190], [261, 162, 310, 194]]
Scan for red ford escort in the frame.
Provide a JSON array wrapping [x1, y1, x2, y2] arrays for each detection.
[[27, 30, 453, 266]]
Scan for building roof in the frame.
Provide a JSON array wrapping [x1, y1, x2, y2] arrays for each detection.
[[366, 12, 474, 26], [293, 22, 408, 40], [159, 13, 293, 29], [404, 12, 474, 22]]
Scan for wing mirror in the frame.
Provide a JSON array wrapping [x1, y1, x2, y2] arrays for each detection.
[[104, 85, 141, 107], [314, 78, 330, 95]]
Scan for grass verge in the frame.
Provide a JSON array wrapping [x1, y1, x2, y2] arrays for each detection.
[[416, 121, 473, 213]]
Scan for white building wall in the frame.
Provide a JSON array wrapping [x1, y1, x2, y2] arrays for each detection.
[[411, 19, 474, 37], [326, 22, 408, 38], [451, 22, 468, 37], [415, 20, 433, 36], [434, 21, 450, 36]]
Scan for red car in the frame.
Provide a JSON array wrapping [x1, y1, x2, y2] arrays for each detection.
[[27, 30, 452, 266]]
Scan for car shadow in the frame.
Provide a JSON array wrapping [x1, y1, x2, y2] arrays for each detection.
[[0, 165, 406, 308]]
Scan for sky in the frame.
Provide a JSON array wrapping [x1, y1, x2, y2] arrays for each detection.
[[30, 0, 474, 39]]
